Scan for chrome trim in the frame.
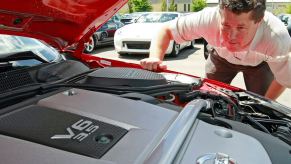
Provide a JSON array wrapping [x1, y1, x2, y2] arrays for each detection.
[[145, 99, 211, 164], [196, 153, 237, 164]]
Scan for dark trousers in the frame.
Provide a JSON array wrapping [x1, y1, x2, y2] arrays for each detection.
[[205, 49, 274, 96]]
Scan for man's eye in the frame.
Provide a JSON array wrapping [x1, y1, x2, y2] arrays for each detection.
[[237, 27, 245, 30], [222, 24, 230, 29]]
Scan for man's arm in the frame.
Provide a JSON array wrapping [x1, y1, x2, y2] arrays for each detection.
[[140, 24, 173, 71], [264, 80, 286, 100]]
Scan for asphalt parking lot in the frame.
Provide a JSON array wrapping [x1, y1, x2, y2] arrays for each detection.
[[90, 43, 291, 108]]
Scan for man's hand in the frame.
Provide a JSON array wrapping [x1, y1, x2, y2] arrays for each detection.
[[140, 23, 172, 71], [140, 57, 167, 71]]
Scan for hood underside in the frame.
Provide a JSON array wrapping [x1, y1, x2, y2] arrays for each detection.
[[0, 0, 127, 51]]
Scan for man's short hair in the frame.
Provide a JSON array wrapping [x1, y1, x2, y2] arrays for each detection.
[[219, 0, 266, 23]]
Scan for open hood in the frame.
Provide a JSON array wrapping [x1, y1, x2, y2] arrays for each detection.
[[0, 0, 127, 51]]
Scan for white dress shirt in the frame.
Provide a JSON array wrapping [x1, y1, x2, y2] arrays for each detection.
[[168, 7, 291, 87]]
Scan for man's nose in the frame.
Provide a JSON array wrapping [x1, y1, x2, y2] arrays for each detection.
[[229, 29, 238, 40]]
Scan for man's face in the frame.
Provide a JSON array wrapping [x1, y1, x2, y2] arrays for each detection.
[[220, 8, 260, 52]]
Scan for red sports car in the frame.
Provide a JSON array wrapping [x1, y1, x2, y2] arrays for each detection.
[[0, 1, 290, 164]]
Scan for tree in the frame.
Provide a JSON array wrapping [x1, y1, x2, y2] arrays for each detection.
[[192, 0, 207, 12], [161, 0, 167, 11], [168, 0, 177, 11], [132, 0, 153, 12], [127, 0, 134, 13], [286, 4, 291, 14]]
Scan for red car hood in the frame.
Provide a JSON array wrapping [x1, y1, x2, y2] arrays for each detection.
[[0, 0, 127, 52]]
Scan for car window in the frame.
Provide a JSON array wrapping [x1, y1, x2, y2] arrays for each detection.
[[113, 15, 121, 22], [131, 12, 145, 19], [107, 19, 114, 24], [136, 13, 179, 23], [287, 16, 291, 25], [159, 14, 179, 22], [121, 14, 132, 19]]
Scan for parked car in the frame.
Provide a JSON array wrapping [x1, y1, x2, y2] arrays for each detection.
[[0, 1, 290, 164], [278, 13, 291, 36], [84, 15, 124, 53], [114, 12, 195, 57]]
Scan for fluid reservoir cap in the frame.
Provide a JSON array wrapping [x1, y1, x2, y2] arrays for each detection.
[[214, 129, 233, 138]]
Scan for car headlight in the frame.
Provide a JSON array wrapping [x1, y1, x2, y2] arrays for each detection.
[[116, 29, 123, 36]]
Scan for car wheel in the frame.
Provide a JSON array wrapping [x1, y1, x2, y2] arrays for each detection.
[[100, 32, 107, 41], [169, 42, 180, 57], [188, 40, 195, 49], [84, 36, 97, 53]]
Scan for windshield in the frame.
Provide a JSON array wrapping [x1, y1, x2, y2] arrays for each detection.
[[0, 35, 60, 67], [286, 16, 291, 26], [136, 13, 179, 23], [131, 12, 146, 19], [121, 14, 132, 19]]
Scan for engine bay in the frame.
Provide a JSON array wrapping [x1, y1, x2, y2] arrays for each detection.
[[0, 60, 291, 164]]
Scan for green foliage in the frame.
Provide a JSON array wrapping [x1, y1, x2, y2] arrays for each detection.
[[286, 4, 291, 14], [161, 0, 167, 11], [132, 0, 153, 12], [192, 0, 207, 12], [128, 0, 134, 13], [168, 0, 177, 11]]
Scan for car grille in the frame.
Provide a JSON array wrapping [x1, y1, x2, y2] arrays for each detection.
[[123, 41, 151, 50]]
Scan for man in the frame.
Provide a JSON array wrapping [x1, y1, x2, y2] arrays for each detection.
[[140, 0, 291, 100]]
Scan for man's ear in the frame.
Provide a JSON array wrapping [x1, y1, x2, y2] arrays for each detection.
[[255, 17, 264, 25]]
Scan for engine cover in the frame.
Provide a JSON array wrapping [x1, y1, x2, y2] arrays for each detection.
[[84, 67, 167, 87], [0, 89, 178, 164], [0, 105, 128, 159]]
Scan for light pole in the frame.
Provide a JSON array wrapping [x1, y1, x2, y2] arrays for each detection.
[[167, 0, 169, 11]]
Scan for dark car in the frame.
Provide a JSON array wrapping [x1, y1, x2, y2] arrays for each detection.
[[278, 14, 291, 36], [84, 15, 124, 53], [0, 1, 290, 164]]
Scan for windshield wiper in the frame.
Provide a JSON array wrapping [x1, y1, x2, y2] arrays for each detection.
[[0, 51, 49, 63], [0, 78, 192, 110], [0, 62, 13, 71], [0, 66, 192, 110], [0, 69, 97, 108]]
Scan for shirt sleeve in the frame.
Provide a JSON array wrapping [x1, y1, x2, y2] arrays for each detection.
[[168, 7, 219, 44], [268, 56, 291, 88], [267, 30, 291, 88]]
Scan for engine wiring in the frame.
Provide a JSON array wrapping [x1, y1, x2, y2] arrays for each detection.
[[175, 88, 291, 145], [178, 90, 241, 120]]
